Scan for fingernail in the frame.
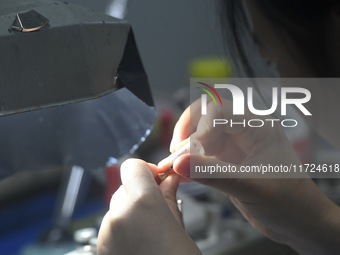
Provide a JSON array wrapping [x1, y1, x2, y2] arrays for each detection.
[[158, 157, 172, 169]]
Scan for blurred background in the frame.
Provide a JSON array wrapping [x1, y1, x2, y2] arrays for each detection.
[[73, 0, 225, 97], [1, 1, 339, 255]]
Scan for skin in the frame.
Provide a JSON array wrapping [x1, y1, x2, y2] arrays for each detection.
[[169, 99, 340, 255], [98, 1, 340, 254], [97, 159, 201, 255]]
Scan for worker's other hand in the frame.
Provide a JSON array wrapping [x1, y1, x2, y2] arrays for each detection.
[[165, 99, 340, 255], [97, 158, 201, 255]]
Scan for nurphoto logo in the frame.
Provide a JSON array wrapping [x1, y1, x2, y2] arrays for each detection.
[[196, 82, 312, 128], [196, 82, 222, 115]]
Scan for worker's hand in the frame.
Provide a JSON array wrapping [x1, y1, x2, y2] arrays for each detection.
[[97, 158, 201, 255], [164, 99, 340, 255]]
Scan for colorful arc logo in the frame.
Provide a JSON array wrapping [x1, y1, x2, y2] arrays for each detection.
[[196, 82, 223, 115], [196, 82, 223, 106]]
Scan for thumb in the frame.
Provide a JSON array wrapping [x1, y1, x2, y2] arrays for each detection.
[[122, 159, 184, 226], [120, 158, 159, 199]]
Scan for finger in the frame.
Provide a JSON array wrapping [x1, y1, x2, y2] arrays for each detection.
[[98, 185, 130, 255], [172, 154, 233, 190], [109, 185, 127, 211], [170, 99, 202, 153], [191, 100, 240, 150], [172, 154, 261, 200], [159, 135, 246, 171], [146, 162, 162, 176], [159, 174, 184, 227], [193, 99, 281, 155], [120, 158, 159, 198], [97, 212, 111, 255], [158, 137, 191, 170], [190, 100, 226, 156]]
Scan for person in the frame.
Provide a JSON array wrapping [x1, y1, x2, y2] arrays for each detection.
[[97, 1, 340, 254]]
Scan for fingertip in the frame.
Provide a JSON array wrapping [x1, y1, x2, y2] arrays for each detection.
[[157, 157, 173, 171], [170, 136, 188, 153], [146, 162, 162, 176], [109, 185, 126, 210], [120, 158, 157, 195], [120, 158, 140, 174], [170, 104, 193, 152], [169, 139, 177, 154], [173, 154, 191, 178], [169, 123, 183, 153]]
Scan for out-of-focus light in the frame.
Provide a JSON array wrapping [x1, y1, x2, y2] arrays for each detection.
[[106, 0, 128, 19]]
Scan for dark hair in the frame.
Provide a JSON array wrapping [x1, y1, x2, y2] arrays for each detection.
[[219, 0, 340, 77]]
